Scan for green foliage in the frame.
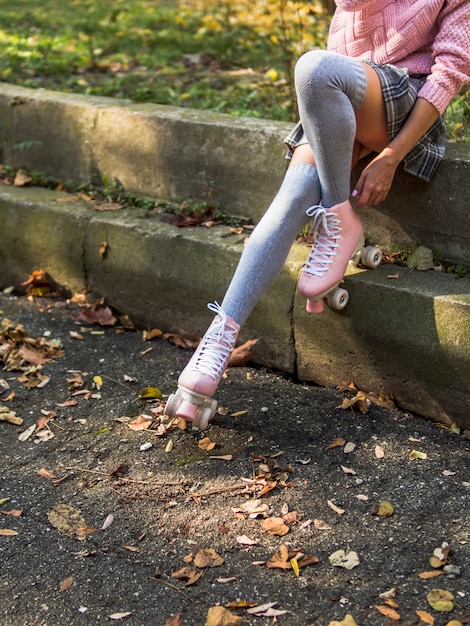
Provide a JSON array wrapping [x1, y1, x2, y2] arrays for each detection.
[[0, 0, 466, 137]]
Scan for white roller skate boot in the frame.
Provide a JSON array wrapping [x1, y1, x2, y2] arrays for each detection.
[[298, 200, 362, 313], [164, 302, 240, 429]]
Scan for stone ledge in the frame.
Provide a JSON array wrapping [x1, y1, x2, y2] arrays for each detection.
[[0, 83, 468, 266], [0, 185, 469, 429]]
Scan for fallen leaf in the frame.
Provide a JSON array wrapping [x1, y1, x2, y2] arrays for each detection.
[[327, 500, 345, 515], [314, 518, 332, 530], [419, 570, 444, 580], [198, 436, 217, 451], [409, 449, 428, 460], [344, 441, 356, 454], [327, 437, 345, 450], [206, 606, 242, 626], [0, 529, 18, 536], [0, 510, 23, 517], [171, 566, 203, 586], [379, 586, 398, 599], [102, 514, 114, 530], [329, 550, 360, 570], [228, 338, 259, 367], [138, 386, 162, 399], [59, 576, 73, 591], [407, 245, 434, 271], [109, 612, 132, 621], [37, 467, 58, 479], [427, 589, 454, 612], [341, 465, 357, 475], [246, 603, 288, 617], [47, 503, 87, 540], [193, 548, 224, 568], [375, 605, 401, 620], [18, 424, 36, 441], [371, 501, 394, 517], [375, 445, 385, 459], [261, 517, 289, 536], [165, 616, 182, 626], [416, 610, 435, 624], [236, 535, 258, 546]]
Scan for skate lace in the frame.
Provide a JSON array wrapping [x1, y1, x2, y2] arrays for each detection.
[[193, 302, 238, 380], [303, 205, 342, 278]]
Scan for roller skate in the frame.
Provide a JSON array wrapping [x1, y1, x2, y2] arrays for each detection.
[[298, 200, 382, 314], [164, 302, 240, 429]]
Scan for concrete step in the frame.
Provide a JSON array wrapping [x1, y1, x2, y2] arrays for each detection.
[[0, 83, 469, 264], [1, 185, 469, 429]]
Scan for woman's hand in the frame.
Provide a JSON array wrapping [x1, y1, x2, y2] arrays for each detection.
[[352, 147, 400, 207]]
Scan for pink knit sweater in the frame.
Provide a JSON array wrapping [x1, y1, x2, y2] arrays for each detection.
[[327, 0, 470, 114]]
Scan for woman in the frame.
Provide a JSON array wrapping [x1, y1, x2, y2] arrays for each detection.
[[165, 0, 470, 428]]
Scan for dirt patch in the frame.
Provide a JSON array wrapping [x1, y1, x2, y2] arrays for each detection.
[[1, 293, 469, 625]]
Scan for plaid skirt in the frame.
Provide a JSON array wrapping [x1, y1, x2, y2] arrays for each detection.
[[284, 61, 446, 182]]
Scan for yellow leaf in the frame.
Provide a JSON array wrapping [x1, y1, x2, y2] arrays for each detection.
[[427, 589, 454, 612], [290, 556, 300, 577], [327, 615, 358, 626], [93, 375, 103, 389], [139, 387, 162, 399], [416, 610, 435, 624], [371, 501, 394, 517], [409, 449, 427, 460]]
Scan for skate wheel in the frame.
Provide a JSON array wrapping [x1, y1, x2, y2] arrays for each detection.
[[361, 245, 382, 269], [326, 287, 349, 310], [306, 298, 324, 314], [164, 392, 183, 418], [193, 400, 217, 430]]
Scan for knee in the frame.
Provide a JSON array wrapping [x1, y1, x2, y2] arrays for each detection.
[[294, 49, 334, 93]]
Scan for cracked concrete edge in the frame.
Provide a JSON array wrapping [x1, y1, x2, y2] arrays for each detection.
[[0, 185, 469, 429]]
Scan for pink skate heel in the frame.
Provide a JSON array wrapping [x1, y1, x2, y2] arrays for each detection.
[[298, 200, 382, 314], [164, 302, 240, 429]]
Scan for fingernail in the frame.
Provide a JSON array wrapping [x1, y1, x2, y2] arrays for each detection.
[[351, 189, 358, 197]]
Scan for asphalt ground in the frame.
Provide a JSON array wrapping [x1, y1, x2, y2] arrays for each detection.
[[0, 291, 469, 626]]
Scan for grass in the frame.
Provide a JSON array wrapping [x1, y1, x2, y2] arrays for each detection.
[[0, 0, 467, 141]]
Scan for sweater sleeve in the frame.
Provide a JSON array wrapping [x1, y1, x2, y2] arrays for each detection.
[[418, 0, 470, 114]]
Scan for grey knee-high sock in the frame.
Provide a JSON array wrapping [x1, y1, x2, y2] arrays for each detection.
[[221, 162, 321, 326], [294, 50, 367, 207]]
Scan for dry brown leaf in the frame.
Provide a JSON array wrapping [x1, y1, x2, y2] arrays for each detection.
[[261, 517, 289, 536], [228, 339, 259, 367], [206, 606, 242, 626], [375, 605, 401, 620], [171, 565, 203, 585], [128, 415, 153, 431], [193, 548, 224, 568], [314, 518, 332, 530], [419, 570, 444, 579], [0, 529, 18, 536], [236, 535, 258, 546], [47, 503, 87, 540], [0, 510, 23, 517], [326, 437, 345, 450], [416, 610, 435, 624], [198, 436, 217, 451], [37, 467, 58, 479], [59, 576, 73, 591]]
